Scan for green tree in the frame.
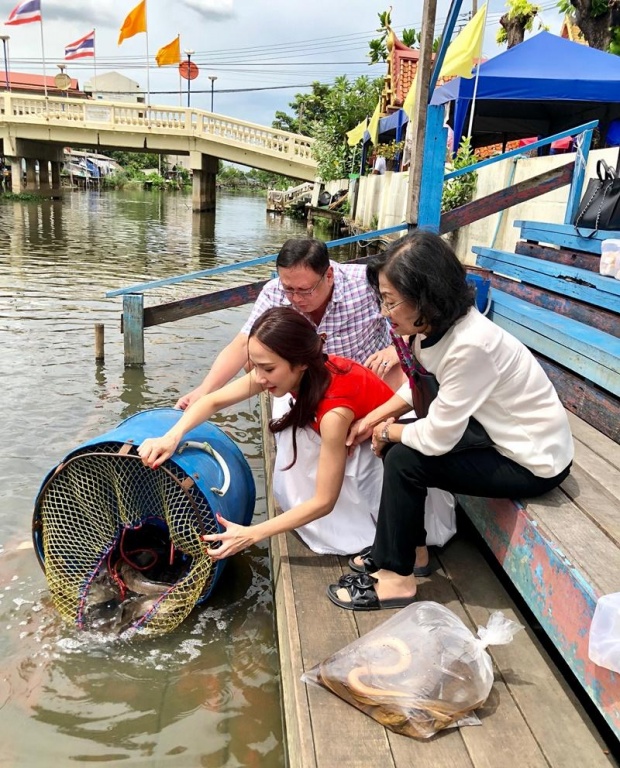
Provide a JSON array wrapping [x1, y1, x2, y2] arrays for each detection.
[[309, 75, 383, 181], [272, 82, 331, 136], [496, 0, 546, 48], [107, 151, 163, 171], [557, 0, 620, 54]]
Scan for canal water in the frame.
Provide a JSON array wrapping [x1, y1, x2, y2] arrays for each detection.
[[0, 189, 339, 766]]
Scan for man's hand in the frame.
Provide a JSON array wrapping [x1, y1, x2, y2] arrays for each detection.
[[364, 344, 399, 380]]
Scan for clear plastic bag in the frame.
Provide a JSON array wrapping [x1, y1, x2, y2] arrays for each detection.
[[589, 592, 620, 673], [303, 602, 523, 739]]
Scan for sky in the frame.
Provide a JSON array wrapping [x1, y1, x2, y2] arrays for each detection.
[[0, 0, 566, 128]]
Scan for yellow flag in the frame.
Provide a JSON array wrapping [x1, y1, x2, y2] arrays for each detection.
[[403, 74, 417, 120], [402, 4, 487, 120], [118, 0, 147, 45], [346, 118, 368, 147], [440, 4, 487, 78], [156, 35, 181, 66], [367, 102, 381, 146]]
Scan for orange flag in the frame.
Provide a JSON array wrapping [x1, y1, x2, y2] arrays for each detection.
[[118, 0, 147, 45], [156, 35, 181, 66]]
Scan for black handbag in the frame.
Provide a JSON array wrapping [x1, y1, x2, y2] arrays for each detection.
[[409, 363, 493, 453], [574, 159, 620, 234]]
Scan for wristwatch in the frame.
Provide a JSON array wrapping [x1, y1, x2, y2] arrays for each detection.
[[380, 423, 391, 443]]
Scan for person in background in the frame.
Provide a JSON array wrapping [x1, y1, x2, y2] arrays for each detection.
[[175, 237, 402, 409], [329, 231, 573, 611], [140, 307, 394, 557], [372, 155, 387, 175]]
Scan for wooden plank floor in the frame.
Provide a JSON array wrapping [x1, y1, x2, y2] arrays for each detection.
[[262, 427, 617, 768]]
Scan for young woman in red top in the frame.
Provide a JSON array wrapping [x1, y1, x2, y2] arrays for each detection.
[[138, 306, 393, 558]]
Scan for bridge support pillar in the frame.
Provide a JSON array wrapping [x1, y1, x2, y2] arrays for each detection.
[[50, 161, 62, 199], [190, 152, 217, 212], [25, 158, 37, 192], [39, 160, 51, 195], [10, 159, 22, 194]]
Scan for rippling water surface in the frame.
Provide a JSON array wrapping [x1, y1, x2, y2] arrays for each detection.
[[0, 189, 327, 766]]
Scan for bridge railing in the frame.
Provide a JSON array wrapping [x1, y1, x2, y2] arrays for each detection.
[[1, 92, 316, 165]]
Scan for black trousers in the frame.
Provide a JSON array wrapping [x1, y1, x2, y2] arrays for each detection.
[[370, 444, 571, 576]]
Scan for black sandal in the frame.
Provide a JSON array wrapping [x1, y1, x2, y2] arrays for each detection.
[[348, 546, 432, 578], [326, 572, 417, 611]]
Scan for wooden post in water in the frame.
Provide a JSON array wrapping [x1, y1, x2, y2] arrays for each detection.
[[95, 323, 105, 362], [123, 294, 145, 367]]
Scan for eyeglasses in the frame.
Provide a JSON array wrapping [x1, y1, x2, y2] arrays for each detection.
[[380, 298, 406, 313], [279, 270, 327, 298]]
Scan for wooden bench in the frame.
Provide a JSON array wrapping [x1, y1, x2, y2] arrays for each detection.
[[459, 220, 620, 743]]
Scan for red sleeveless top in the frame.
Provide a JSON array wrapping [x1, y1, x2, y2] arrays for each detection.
[[312, 356, 393, 432]]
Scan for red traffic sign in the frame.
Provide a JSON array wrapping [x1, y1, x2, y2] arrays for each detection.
[[179, 61, 199, 81]]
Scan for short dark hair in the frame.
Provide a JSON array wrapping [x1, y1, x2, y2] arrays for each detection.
[[276, 238, 329, 274], [367, 232, 474, 335]]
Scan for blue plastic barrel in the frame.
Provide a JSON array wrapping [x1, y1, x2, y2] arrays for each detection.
[[33, 408, 256, 637]]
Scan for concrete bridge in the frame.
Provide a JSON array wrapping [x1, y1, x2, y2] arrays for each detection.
[[0, 93, 317, 210]]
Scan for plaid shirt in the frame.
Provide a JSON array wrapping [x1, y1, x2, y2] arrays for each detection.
[[241, 261, 390, 364]]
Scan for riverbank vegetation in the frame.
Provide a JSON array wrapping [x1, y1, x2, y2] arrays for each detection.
[[273, 76, 383, 182]]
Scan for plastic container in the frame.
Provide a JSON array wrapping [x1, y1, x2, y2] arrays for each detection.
[[600, 239, 620, 278], [588, 592, 620, 673]]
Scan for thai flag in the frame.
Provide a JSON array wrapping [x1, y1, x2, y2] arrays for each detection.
[[5, 0, 42, 25], [65, 31, 95, 61]]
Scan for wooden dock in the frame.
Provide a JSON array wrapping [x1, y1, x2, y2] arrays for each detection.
[[261, 403, 617, 768]]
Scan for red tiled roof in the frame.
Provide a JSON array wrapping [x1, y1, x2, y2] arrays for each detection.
[[383, 31, 463, 112], [5, 71, 81, 93]]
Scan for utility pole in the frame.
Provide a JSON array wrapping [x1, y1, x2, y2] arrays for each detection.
[[0, 36, 10, 91], [184, 49, 195, 108], [472, 0, 477, 15], [405, 0, 438, 228], [208, 75, 217, 112]]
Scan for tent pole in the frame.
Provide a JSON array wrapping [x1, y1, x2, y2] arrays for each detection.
[[466, 60, 482, 141]]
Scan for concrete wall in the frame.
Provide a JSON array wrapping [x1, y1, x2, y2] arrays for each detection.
[[344, 146, 620, 261]]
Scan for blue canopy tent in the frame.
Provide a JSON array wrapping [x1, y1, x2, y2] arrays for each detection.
[[431, 32, 620, 150], [378, 109, 408, 142]]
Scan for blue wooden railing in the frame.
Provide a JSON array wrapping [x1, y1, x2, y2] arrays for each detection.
[[416, 113, 597, 233]]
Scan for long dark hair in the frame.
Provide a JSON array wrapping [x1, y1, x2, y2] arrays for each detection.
[[366, 232, 474, 335], [249, 307, 347, 467]]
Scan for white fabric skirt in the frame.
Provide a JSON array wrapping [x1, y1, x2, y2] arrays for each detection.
[[270, 394, 456, 555], [272, 424, 382, 555]]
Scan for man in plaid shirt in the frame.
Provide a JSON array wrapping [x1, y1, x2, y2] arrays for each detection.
[[176, 237, 401, 409]]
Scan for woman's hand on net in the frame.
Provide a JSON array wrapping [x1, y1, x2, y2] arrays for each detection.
[[201, 514, 255, 560], [138, 435, 179, 468]]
